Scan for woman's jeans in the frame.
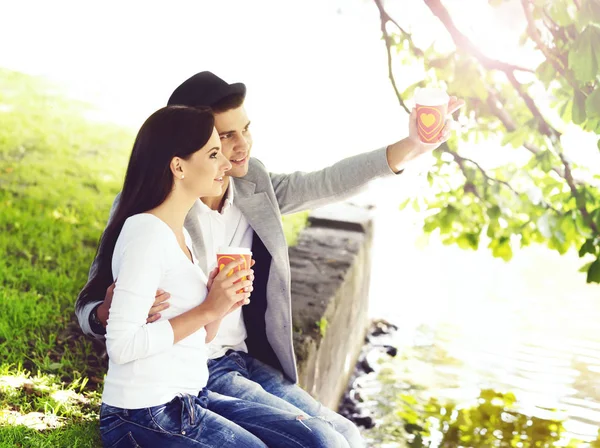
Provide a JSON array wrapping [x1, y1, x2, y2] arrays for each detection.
[[100, 388, 348, 447]]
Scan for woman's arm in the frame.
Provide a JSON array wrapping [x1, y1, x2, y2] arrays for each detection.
[[204, 318, 223, 344], [106, 224, 231, 364]]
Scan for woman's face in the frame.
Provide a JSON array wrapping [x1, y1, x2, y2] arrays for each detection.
[[179, 128, 232, 198]]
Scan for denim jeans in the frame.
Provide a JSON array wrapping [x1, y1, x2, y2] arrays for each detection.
[[100, 391, 264, 448], [100, 388, 349, 448], [207, 351, 364, 448]]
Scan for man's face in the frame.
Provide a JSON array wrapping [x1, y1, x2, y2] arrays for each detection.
[[214, 105, 252, 178]]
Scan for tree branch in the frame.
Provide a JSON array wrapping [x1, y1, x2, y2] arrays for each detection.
[[447, 148, 484, 200], [373, 0, 410, 114], [421, 0, 535, 74], [504, 71, 558, 138], [448, 149, 560, 214], [372, 0, 596, 236], [423, 0, 560, 139], [423, 0, 595, 235], [559, 152, 599, 234], [521, 0, 578, 92]]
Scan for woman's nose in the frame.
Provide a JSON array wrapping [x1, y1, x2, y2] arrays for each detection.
[[219, 152, 232, 171]]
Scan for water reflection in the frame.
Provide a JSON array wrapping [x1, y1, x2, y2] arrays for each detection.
[[363, 192, 600, 444]]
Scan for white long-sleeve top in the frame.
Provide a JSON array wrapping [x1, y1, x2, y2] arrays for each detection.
[[102, 213, 209, 409]]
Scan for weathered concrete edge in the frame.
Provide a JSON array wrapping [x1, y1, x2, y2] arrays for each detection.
[[290, 201, 374, 410]]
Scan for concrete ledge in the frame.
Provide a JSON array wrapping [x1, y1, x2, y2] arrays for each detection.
[[290, 202, 374, 410]]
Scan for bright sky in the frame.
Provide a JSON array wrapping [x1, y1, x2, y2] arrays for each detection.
[[1, 0, 597, 176]]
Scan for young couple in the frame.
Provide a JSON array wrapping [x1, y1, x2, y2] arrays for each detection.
[[75, 71, 464, 447]]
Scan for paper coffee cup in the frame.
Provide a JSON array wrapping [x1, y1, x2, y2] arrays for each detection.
[[414, 88, 449, 143], [217, 247, 252, 285]]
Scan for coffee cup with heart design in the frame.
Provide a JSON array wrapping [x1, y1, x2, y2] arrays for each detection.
[[414, 87, 449, 144], [217, 246, 252, 293]]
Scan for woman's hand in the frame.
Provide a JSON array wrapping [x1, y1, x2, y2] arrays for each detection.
[[206, 259, 255, 316], [204, 259, 253, 320]]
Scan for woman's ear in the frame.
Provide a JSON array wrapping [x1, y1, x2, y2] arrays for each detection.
[[170, 157, 184, 180]]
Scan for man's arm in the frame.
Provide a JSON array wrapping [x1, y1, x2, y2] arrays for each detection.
[[268, 97, 464, 215], [268, 146, 395, 216], [75, 193, 121, 338]]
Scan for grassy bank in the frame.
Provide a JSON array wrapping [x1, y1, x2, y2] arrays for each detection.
[[0, 69, 307, 447]]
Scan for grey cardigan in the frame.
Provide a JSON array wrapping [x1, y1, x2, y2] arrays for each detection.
[[75, 147, 396, 382]]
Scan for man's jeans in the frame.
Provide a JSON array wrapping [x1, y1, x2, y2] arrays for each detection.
[[100, 389, 348, 448], [207, 350, 364, 448]]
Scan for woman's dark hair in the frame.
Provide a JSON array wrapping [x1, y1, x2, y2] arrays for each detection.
[[77, 105, 214, 312]]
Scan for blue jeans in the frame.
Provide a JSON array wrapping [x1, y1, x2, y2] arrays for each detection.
[[207, 351, 364, 448], [100, 389, 347, 448]]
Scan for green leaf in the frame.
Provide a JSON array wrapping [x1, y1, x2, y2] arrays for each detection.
[[490, 237, 513, 261], [423, 219, 438, 233], [399, 197, 411, 211], [537, 211, 555, 238], [569, 26, 600, 83], [579, 238, 598, 257], [586, 88, 600, 119], [598, 139, 600, 151], [402, 80, 426, 101], [587, 257, 600, 283], [427, 172, 434, 186], [487, 205, 501, 220], [536, 60, 556, 86], [547, 0, 576, 26], [536, 151, 554, 173], [501, 130, 527, 148], [579, 0, 600, 26], [519, 31, 529, 47], [457, 233, 479, 250], [412, 199, 421, 212], [573, 90, 587, 124], [558, 98, 573, 122], [560, 214, 577, 240], [580, 260, 594, 272]]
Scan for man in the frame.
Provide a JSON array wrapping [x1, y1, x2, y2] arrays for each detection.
[[76, 71, 463, 447]]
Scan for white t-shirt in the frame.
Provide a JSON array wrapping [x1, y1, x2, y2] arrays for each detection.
[[196, 183, 254, 360], [102, 213, 209, 409]]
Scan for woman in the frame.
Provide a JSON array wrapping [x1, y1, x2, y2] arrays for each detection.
[[81, 106, 349, 448], [80, 106, 263, 447]]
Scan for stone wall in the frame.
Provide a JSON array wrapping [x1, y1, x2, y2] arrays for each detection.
[[290, 202, 374, 410]]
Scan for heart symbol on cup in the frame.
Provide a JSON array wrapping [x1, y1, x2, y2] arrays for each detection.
[[420, 113, 436, 128]]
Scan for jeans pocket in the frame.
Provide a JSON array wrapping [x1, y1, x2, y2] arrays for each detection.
[[100, 405, 128, 434], [105, 431, 141, 448], [230, 352, 246, 370], [148, 397, 183, 435]]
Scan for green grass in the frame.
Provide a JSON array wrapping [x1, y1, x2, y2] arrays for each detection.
[[0, 68, 307, 446]]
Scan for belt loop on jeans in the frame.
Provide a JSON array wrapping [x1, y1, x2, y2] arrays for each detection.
[[179, 394, 196, 427], [197, 390, 209, 408]]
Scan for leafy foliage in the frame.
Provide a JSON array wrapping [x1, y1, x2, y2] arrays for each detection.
[[379, 0, 600, 282]]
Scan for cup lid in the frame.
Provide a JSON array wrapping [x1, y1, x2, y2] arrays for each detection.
[[217, 246, 252, 255], [414, 87, 449, 106]]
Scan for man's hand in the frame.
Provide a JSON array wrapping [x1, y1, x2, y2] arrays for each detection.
[[96, 282, 115, 327], [147, 289, 171, 323], [387, 96, 465, 173], [96, 281, 171, 327]]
